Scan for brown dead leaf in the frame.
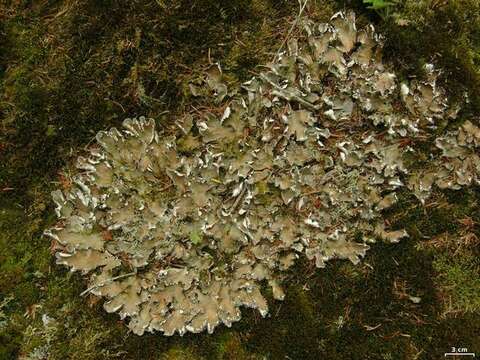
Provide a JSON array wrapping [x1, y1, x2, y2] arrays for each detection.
[[102, 230, 113, 242], [58, 172, 72, 191]]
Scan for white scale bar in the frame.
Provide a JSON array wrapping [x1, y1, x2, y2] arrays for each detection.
[[444, 353, 475, 357]]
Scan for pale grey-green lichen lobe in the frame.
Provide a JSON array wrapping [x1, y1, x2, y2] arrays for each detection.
[[45, 11, 480, 336]]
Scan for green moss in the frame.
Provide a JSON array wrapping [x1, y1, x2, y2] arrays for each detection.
[[214, 333, 260, 360], [161, 347, 205, 360], [434, 254, 480, 315]]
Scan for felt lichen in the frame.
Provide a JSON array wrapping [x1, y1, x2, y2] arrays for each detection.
[[45, 11, 480, 336]]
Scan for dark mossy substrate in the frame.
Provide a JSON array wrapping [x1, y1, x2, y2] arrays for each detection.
[[1, 1, 479, 359]]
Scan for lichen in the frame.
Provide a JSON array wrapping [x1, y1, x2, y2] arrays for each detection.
[[45, 11, 480, 336]]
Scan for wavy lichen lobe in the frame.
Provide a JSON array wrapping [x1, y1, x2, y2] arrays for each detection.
[[46, 11, 480, 336]]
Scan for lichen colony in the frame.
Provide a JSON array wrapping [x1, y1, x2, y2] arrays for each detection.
[[45, 12, 480, 336]]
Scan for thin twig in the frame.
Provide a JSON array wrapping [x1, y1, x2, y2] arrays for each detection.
[[273, 0, 309, 61], [80, 272, 136, 296]]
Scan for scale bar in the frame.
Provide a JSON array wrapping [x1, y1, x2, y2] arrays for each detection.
[[444, 353, 475, 357]]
